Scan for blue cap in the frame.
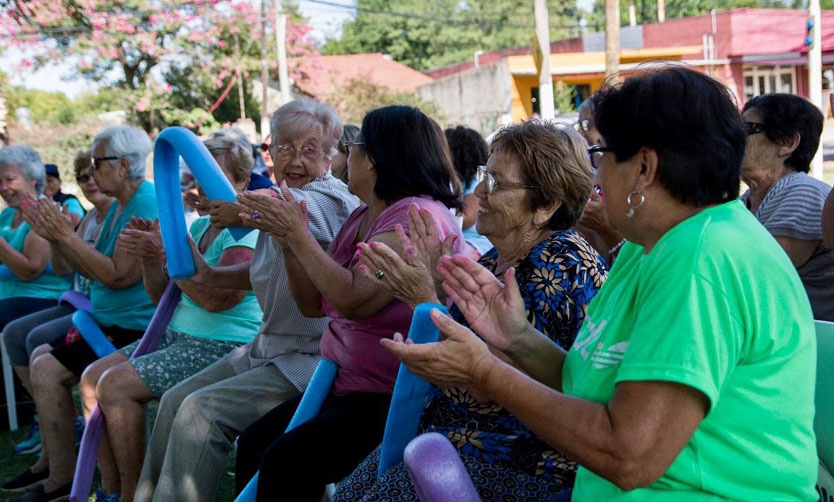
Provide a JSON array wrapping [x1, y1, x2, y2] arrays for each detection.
[[45, 164, 60, 178]]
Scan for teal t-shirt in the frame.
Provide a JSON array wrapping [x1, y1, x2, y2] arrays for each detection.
[[168, 217, 262, 343], [562, 201, 818, 501], [0, 206, 72, 300], [62, 197, 85, 220], [88, 181, 157, 330]]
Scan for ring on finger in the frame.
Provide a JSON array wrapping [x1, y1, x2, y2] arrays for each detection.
[[252, 210, 260, 220], [375, 269, 385, 280]]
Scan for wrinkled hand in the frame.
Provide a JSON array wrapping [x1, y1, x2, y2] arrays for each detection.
[[576, 190, 608, 232], [183, 191, 208, 216], [237, 181, 308, 241], [20, 198, 75, 242], [354, 240, 437, 309], [186, 235, 213, 281], [437, 254, 528, 353], [209, 200, 243, 228], [118, 218, 165, 262], [401, 203, 458, 283], [381, 308, 497, 391]]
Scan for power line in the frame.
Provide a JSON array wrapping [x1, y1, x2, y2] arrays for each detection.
[[300, 0, 582, 30]]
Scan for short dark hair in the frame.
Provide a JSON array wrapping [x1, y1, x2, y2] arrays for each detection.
[[361, 106, 461, 210], [742, 93, 823, 173], [444, 126, 488, 187], [594, 64, 746, 206]]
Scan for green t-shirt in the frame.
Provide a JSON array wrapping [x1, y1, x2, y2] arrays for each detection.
[[0, 206, 72, 300], [89, 181, 157, 330], [563, 200, 817, 501], [168, 217, 262, 343]]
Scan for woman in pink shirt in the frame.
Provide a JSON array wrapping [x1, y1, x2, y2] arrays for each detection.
[[232, 105, 466, 501]]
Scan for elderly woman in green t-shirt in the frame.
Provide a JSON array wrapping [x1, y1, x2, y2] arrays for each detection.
[[384, 65, 818, 501]]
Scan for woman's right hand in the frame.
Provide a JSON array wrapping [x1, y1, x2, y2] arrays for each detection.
[[209, 200, 244, 228], [437, 254, 529, 353], [20, 198, 75, 242]]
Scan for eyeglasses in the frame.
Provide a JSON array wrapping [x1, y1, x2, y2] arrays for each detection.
[[744, 122, 766, 136], [75, 173, 92, 183], [273, 144, 323, 161], [260, 143, 270, 152], [476, 165, 539, 195], [587, 145, 615, 170], [573, 119, 593, 133], [91, 156, 119, 171], [344, 141, 365, 154]]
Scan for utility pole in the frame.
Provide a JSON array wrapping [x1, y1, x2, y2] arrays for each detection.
[[260, 0, 270, 137], [809, 0, 823, 179], [275, 0, 291, 105], [605, 0, 620, 79], [234, 34, 246, 120], [534, 0, 554, 119]]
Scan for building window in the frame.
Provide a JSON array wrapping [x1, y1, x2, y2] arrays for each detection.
[[743, 66, 796, 100]]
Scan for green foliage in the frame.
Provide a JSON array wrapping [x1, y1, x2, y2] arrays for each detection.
[[554, 84, 577, 114], [5, 88, 76, 125], [328, 77, 443, 125], [323, 0, 583, 71], [588, 0, 760, 30]]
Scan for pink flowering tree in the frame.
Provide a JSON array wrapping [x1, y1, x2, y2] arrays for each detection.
[[0, 0, 318, 132]]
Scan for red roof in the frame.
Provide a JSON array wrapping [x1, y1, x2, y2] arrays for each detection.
[[293, 53, 433, 99]]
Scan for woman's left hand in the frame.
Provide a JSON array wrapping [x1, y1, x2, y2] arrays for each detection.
[[117, 218, 165, 263], [381, 308, 498, 391], [402, 203, 458, 283], [236, 181, 308, 241], [354, 240, 437, 309], [20, 198, 75, 242]]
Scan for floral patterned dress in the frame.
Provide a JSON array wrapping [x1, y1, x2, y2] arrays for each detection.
[[333, 230, 607, 502]]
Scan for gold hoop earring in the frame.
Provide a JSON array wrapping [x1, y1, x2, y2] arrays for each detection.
[[626, 190, 645, 218]]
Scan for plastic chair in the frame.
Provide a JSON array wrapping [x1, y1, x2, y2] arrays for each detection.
[[3, 289, 91, 431], [234, 302, 448, 502], [815, 320, 834, 501]]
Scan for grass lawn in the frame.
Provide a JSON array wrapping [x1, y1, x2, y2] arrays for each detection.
[[0, 399, 237, 502]]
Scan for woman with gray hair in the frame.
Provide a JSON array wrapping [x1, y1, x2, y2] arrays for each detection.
[[0, 145, 73, 331], [74, 132, 264, 502], [134, 99, 359, 502], [7, 126, 159, 502]]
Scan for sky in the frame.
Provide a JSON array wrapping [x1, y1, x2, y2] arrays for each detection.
[[0, 0, 356, 98]]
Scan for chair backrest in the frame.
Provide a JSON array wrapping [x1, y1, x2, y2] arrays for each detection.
[[816, 320, 834, 473]]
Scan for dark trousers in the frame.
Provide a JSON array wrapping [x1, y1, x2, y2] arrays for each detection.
[[235, 391, 392, 502]]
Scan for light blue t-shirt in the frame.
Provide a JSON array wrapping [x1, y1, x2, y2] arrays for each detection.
[[168, 217, 262, 343], [88, 181, 157, 330], [0, 207, 72, 300], [461, 177, 492, 255]]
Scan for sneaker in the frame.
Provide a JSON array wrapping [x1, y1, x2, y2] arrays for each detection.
[[12, 482, 71, 502], [13, 417, 41, 455], [95, 487, 121, 502], [1, 468, 49, 492], [73, 415, 85, 445]]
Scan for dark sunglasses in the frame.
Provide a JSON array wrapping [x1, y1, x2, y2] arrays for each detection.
[[260, 143, 270, 152], [91, 156, 119, 171], [75, 173, 92, 183], [744, 122, 766, 136]]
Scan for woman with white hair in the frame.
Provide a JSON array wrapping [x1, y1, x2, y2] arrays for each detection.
[[5, 126, 159, 502], [77, 133, 263, 502], [0, 145, 73, 330]]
